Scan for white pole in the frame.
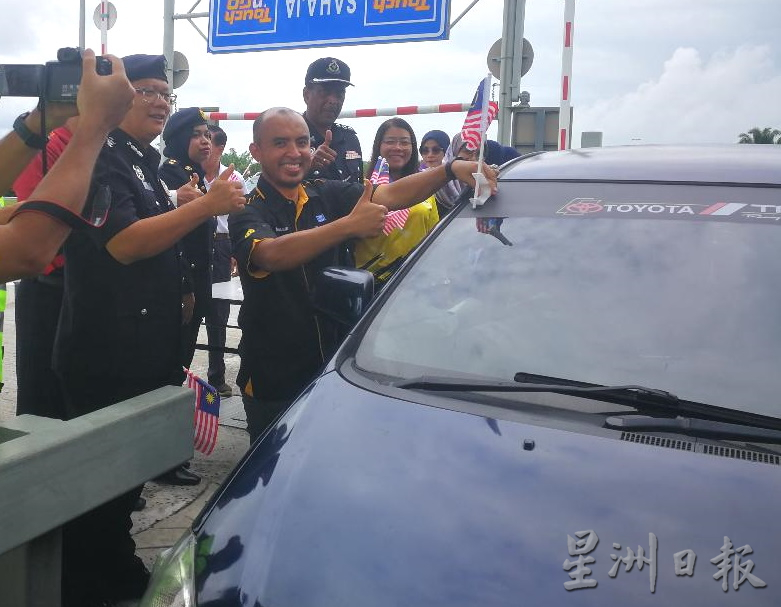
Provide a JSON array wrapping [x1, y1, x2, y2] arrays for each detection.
[[558, 0, 575, 150], [163, 0, 175, 87], [100, 0, 108, 54], [79, 0, 86, 49], [477, 74, 491, 167]]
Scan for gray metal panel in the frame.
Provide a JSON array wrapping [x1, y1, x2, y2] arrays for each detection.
[[501, 145, 781, 185], [0, 386, 193, 555]]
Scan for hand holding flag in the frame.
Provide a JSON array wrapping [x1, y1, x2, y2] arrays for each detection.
[[184, 368, 221, 455], [460, 75, 498, 208], [369, 156, 409, 234]]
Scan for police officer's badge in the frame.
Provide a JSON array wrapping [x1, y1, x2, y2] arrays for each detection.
[[327, 60, 340, 75], [127, 141, 143, 158], [345, 151, 360, 160], [133, 165, 154, 191]]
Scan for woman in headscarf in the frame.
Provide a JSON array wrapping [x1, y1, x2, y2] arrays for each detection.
[[419, 129, 449, 169], [355, 117, 439, 284]]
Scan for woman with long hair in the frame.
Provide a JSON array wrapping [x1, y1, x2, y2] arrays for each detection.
[[356, 117, 439, 283]]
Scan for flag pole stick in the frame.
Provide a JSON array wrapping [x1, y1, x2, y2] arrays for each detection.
[[471, 74, 493, 209], [477, 73, 491, 167]]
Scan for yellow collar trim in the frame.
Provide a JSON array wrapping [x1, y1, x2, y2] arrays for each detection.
[[295, 184, 309, 222]]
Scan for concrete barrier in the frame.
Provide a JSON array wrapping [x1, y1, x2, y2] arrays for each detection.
[[0, 385, 194, 606]]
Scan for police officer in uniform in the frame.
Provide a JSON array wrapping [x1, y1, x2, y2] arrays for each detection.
[[159, 108, 215, 376], [303, 57, 363, 183], [54, 55, 246, 607], [159, 107, 217, 486]]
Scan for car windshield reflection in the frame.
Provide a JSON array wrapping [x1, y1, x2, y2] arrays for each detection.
[[355, 204, 781, 419]]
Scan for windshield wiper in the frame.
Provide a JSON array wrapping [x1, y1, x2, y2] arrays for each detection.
[[605, 415, 781, 444], [393, 375, 680, 409], [393, 373, 781, 432]]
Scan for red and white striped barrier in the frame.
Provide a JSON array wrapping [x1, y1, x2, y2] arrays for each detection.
[[204, 103, 471, 122], [558, 0, 575, 150]]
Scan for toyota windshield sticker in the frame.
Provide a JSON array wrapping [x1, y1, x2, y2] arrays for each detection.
[[557, 199, 781, 223]]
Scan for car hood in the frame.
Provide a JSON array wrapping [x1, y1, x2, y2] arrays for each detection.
[[194, 371, 781, 606]]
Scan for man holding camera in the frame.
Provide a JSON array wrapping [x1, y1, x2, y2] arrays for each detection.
[[0, 51, 132, 281], [52, 54, 246, 607]]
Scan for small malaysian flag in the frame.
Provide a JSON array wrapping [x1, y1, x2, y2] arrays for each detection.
[[369, 156, 390, 185], [461, 76, 498, 152], [369, 156, 409, 234], [184, 368, 221, 455], [382, 209, 410, 234]]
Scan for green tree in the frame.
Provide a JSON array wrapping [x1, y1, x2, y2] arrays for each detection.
[[738, 127, 781, 144], [220, 147, 261, 176]]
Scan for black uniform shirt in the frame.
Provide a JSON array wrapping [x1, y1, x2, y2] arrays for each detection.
[[303, 115, 363, 184], [229, 175, 363, 400], [159, 158, 215, 305], [54, 129, 184, 382]]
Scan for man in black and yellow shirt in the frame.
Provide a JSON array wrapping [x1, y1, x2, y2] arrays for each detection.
[[229, 107, 498, 443]]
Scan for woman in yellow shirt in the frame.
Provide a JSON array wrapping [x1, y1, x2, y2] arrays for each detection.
[[356, 118, 439, 284]]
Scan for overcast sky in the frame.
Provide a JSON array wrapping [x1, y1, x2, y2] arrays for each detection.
[[1, 0, 779, 157]]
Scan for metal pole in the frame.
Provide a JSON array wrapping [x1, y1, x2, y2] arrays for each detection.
[[100, 1, 108, 54], [163, 0, 175, 86], [497, 0, 526, 146], [450, 0, 483, 29], [558, 0, 575, 149], [79, 0, 86, 49]]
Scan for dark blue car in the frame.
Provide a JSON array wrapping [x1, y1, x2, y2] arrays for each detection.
[[141, 145, 781, 606]]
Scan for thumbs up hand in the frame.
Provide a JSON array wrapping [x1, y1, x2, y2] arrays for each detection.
[[311, 129, 337, 170], [203, 164, 246, 215], [217, 165, 235, 181], [175, 173, 203, 206], [347, 179, 387, 238]]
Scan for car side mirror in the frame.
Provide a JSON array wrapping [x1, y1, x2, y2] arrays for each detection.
[[312, 267, 375, 326]]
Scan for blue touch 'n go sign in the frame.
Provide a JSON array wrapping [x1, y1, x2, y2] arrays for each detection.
[[208, 0, 450, 53]]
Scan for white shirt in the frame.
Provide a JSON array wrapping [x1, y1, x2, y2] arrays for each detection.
[[205, 164, 249, 234]]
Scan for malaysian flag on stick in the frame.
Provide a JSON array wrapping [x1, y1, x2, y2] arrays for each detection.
[[460, 75, 498, 156], [184, 368, 221, 455], [369, 156, 390, 185], [370, 156, 409, 235]]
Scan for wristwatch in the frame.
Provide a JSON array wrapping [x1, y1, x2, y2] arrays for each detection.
[[444, 158, 459, 181], [13, 112, 48, 150]]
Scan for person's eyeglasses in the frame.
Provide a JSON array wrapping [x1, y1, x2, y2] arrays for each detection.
[[134, 88, 177, 104], [382, 138, 412, 148], [420, 146, 443, 155]]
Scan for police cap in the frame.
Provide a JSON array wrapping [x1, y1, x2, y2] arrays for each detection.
[[305, 57, 353, 87], [122, 54, 168, 83]]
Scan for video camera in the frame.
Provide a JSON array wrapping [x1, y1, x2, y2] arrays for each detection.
[[0, 47, 112, 103]]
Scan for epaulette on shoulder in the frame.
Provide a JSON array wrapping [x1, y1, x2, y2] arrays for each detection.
[[334, 123, 356, 133]]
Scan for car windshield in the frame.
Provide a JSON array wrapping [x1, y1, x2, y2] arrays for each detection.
[[355, 181, 781, 419]]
